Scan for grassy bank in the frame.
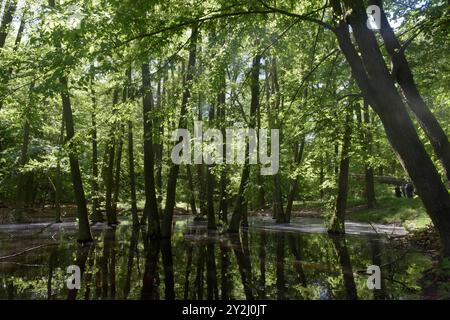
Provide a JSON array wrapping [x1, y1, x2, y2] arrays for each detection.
[[346, 196, 431, 230]]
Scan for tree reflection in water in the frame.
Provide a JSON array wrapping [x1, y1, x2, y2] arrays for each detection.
[[0, 217, 432, 300]]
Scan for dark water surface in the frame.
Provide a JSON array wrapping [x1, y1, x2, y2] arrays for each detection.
[[0, 216, 431, 300]]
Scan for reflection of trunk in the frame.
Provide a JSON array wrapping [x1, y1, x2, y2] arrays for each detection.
[[206, 242, 218, 299], [331, 0, 450, 256], [162, 25, 198, 238], [329, 108, 352, 234], [67, 245, 92, 300], [141, 239, 160, 300], [124, 228, 139, 299], [220, 244, 231, 300], [47, 249, 57, 300], [285, 137, 305, 221], [231, 233, 254, 300], [276, 233, 286, 300], [107, 230, 117, 299], [141, 63, 160, 236], [330, 235, 358, 300], [258, 232, 267, 299], [370, 238, 386, 300], [370, 0, 450, 183], [161, 239, 175, 299], [287, 234, 307, 287], [194, 244, 205, 300], [184, 243, 193, 299], [105, 89, 119, 226], [228, 54, 261, 233], [84, 245, 95, 300]]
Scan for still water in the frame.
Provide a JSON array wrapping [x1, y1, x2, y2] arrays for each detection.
[[0, 216, 431, 300]]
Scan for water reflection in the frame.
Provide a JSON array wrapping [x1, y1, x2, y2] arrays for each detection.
[[0, 217, 432, 300]]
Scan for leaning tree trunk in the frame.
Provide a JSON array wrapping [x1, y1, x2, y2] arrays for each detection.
[[370, 0, 450, 183], [227, 53, 261, 233], [328, 106, 352, 234], [162, 25, 198, 238], [331, 0, 450, 255]]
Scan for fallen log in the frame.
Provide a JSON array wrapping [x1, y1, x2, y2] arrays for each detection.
[[350, 173, 408, 185]]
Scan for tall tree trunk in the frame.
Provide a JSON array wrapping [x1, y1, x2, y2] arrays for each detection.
[[162, 25, 198, 238], [329, 107, 352, 234], [331, 0, 450, 256], [105, 89, 119, 226], [141, 63, 160, 236], [60, 76, 93, 242], [370, 0, 450, 183], [186, 165, 198, 216], [227, 53, 261, 233]]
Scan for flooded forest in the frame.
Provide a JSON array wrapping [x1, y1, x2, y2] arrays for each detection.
[[0, 0, 449, 300]]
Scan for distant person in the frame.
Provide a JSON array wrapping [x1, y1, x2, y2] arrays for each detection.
[[394, 185, 402, 198], [405, 183, 414, 198]]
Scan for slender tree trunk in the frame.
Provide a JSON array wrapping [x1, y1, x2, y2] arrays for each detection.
[[186, 165, 198, 216], [141, 63, 160, 236], [105, 89, 119, 226], [58, 75, 92, 242], [332, 0, 450, 256], [363, 101, 376, 208], [329, 107, 352, 234], [90, 86, 103, 223], [206, 105, 217, 230], [285, 137, 306, 221], [370, 0, 450, 183], [217, 71, 228, 223], [270, 57, 285, 223], [162, 25, 198, 238], [227, 53, 261, 233], [55, 115, 64, 223], [112, 125, 124, 214]]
